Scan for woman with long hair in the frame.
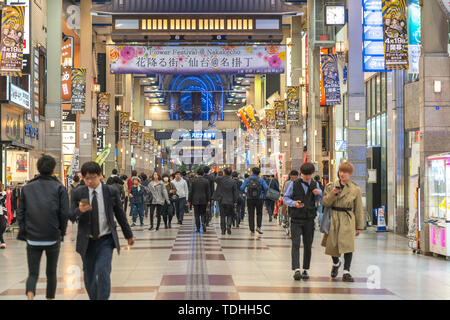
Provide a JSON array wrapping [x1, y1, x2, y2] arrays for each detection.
[[148, 172, 169, 231]]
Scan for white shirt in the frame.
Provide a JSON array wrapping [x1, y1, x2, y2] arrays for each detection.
[[89, 183, 111, 237], [172, 178, 189, 198]]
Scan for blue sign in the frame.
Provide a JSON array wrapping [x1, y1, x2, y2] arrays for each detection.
[[363, 0, 388, 72], [408, 0, 421, 75], [25, 125, 39, 139], [180, 131, 217, 140]]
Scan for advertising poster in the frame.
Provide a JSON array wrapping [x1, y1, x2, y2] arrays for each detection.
[[1, 106, 23, 143], [0, 6, 25, 76], [61, 67, 72, 102], [130, 121, 139, 145], [245, 105, 260, 131], [33, 47, 39, 123], [137, 126, 143, 147], [143, 133, 152, 152], [382, 0, 409, 70], [71, 68, 86, 114], [97, 93, 110, 128], [265, 108, 276, 130], [119, 112, 130, 139], [320, 54, 341, 105], [274, 100, 286, 132], [363, 0, 387, 72], [407, 0, 421, 78], [110, 45, 286, 75], [286, 86, 301, 125]]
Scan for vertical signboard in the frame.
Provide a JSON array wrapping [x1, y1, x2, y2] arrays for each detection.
[[286, 86, 301, 125], [33, 47, 39, 123], [320, 54, 341, 105], [61, 67, 72, 102], [275, 101, 286, 132], [137, 126, 143, 147], [130, 121, 139, 145], [265, 108, 276, 130], [119, 112, 130, 139], [407, 0, 421, 78], [143, 133, 151, 152], [382, 0, 409, 70], [71, 68, 86, 114], [0, 6, 25, 76], [97, 93, 110, 128], [363, 0, 387, 72]]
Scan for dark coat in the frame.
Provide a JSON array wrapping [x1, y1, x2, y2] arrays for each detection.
[[188, 176, 211, 205], [214, 176, 238, 206], [17, 175, 69, 242], [129, 185, 145, 205], [204, 174, 215, 199], [69, 183, 133, 257]]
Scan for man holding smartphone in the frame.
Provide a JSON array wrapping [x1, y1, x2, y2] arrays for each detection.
[[70, 162, 135, 300], [283, 163, 322, 281]]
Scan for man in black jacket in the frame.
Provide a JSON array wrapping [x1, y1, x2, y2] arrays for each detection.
[[188, 168, 210, 233], [215, 168, 238, 235], [17, 155, 69, 300], [70, 162, 135, 300], [203, 166, 215, 226]]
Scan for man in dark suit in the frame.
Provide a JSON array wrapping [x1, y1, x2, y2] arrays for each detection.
[[70, 162, 135, 300], [188, 168, 210, 233], [215, 168, 238, 235], [203, 166, 215, 226]]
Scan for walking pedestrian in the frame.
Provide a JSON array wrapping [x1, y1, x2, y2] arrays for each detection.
[[203, 166, 215, 226], [121, 175, 129, 214], [240, 167, 269, 235], [322, 162, 365, 282], [231, 172, 243, 228], [188, 168, 210, 233], [265, 174, 280, 222], [106, 169, 119, 185], [240, 174, 249, 221], [70, 161, 134, 300], [68, 175, 81, 199], [141, 173, 151, 218], [129, 177, 145, 227], [281, 170, 299, 231], [172, 171, 189, 225], [0, 182, 6, 249], [215, 168, 239, 235], [148, 172, 170, 231], [17, 155, 69, 300], [314, 175, 325, 224], [162, 173, 177, 229], [284, 163, 322, 281]]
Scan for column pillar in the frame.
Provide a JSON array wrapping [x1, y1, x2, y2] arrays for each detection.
[[419, 0, 450, 253], [79, 0, 93, 166], [122, 74, 133, 175], [104, 36, 116, 175], [45, 0, 62, 178], [346, 0, 366, 197]]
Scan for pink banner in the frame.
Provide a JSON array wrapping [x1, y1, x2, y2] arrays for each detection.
[[440, 229, 446, 248], [431, 227, 436, 245]]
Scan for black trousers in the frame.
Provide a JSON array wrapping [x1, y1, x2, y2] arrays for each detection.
[[0, 216, 6, 243], [150, 204, 163, 228], [26, 242, 61, 299], [194, 204, 207, 231], [291, 219, 315, 270], [220, 204, 234, 232], [247, 199, 263, 232], [332, 253, 353, 271]]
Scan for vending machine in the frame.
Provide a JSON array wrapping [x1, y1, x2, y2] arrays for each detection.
[[426, 153, 450, 258]]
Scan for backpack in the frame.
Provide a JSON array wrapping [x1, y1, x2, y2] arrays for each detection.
[[247, 177, 261, 198]]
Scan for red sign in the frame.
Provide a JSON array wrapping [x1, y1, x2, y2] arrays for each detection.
[[61, 67, 72, 102]]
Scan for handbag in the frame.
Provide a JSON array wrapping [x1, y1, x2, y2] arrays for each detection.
[[265, 180, 281, 201], [320, 207, 332, 234]]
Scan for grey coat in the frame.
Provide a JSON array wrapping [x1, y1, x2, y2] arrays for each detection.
[[149, 181, 169, 205]]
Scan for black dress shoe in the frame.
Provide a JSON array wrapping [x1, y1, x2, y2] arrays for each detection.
[[221, 230, 226, 235], [202, 225, 207, 233], [301, 271, 310, 280], [148, 226, 154, 231], [227, 228, 232, 235], [331, 261, 341, 278], [293, 270, 301, 281], [342, 273, 355, 282]]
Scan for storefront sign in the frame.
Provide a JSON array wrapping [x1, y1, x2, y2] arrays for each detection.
[[286, 86, 301, 125], [382, 0, 409, 70], [130, 121, 139, 145], [33, 47, 39, 123], [24, 124, 38, 139], [0, 6, 25, 76], [275, 101, 286, 132], [363, 0, 387, 72], [119, 112, 130, 139], [10, 83, 30, 110], [97, 93, 110, 128], [71, 68, 86, 114], [265, 108, 276, 130], [110, 45, 286, 75], [320, 54, 341, 105], [335, 140, 347, 152], [1, 106, 24, 143]]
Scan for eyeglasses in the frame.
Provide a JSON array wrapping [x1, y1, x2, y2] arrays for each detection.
[[84, 175, 99, 181]]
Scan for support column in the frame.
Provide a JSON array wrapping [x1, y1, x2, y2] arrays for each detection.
[[45, 0, 62, 178], [290, 15, 304, 171], [419, 0, 450, 253], [79, 0, 93, 166], [104, 35, 116, 175], [346, 0, 366, 198], [122, 74, 133, 175]]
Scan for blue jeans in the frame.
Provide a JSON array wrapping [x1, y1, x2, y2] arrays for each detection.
[[265, 199, 275, 217], [131, 202, 144, 225], [176, 197, 187, 222], [240, 196, 246, 219], [215, 202, 220, 217], [82, 235, 114, 300]]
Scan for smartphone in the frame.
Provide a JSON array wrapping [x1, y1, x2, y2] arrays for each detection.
[[80, 198, 90, 206], [335, 186, 342, 190]]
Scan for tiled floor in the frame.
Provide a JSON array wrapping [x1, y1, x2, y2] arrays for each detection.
[[1, 210, 449, 300]]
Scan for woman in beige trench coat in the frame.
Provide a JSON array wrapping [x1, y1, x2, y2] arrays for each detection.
[[321, 162, 365, 282]]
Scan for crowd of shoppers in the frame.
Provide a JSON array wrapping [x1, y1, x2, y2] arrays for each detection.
[[9, 153, 365, 300]]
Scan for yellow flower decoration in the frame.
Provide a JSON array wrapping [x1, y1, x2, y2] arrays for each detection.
[[245, 46, 253, 53], [278, 51, 286, 61]]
